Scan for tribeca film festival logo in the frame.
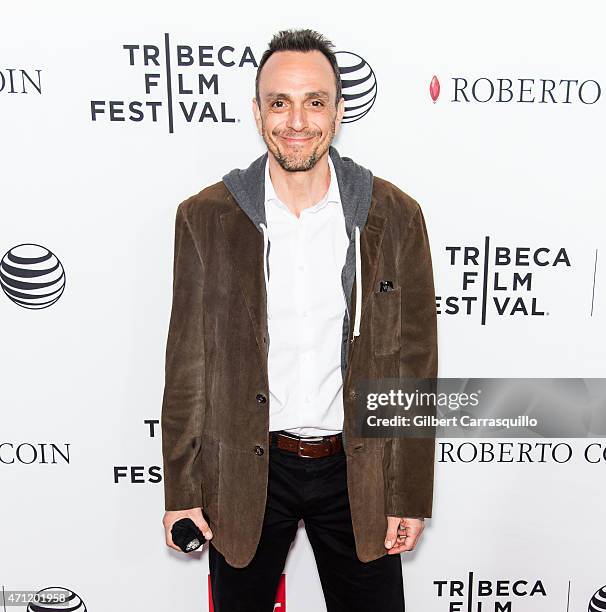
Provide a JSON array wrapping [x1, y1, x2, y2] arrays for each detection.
[[89, 34, 376, 133], [435, 572, 547, 611], [436, 577, 606, 612], [428, 74, 601, 104], [437, 240, 571, 324], [0, 67, 42, 94], [113, 419, 162, 486], [0, 244, 66, 309]]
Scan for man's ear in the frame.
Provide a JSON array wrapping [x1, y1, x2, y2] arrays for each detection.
[[252, 97, 263, 136], [334, 96, 345, 136]]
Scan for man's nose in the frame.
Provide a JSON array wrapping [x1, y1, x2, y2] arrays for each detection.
[[286, 104, 307, 131]]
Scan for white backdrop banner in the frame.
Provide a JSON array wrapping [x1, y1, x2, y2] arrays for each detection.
[[1, 1, 605, 610]]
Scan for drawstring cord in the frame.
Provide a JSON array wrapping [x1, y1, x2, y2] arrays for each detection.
[[259, 223, 269, 292], [353, 225, 361, 340]]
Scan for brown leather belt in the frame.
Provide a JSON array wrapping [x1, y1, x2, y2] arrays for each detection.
[[271, 430, 343, 458]]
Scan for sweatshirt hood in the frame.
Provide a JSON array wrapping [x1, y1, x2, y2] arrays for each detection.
[[221, 144, 373, 242]]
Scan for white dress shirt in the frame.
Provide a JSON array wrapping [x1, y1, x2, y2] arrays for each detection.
[[263, 155, 350, 437]]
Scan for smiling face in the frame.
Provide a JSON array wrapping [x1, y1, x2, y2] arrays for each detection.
[[253, 50, 345, 172]]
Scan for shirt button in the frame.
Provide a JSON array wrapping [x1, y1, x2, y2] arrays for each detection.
[[302, 311, 308, 318], [297, 264, 304, 271], [256, 393, 267, 403], [304, 396, 311, 403], [254, 445, 264, 455]]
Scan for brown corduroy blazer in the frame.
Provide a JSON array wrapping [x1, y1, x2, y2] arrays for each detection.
[[161, 146, 438, 568]]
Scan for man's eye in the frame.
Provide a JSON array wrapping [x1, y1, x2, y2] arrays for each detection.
[[270, 100, 324, 108]]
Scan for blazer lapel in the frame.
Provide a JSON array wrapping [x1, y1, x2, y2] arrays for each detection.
[[219, 207, 268, 378], [358, 209, 387, 323]]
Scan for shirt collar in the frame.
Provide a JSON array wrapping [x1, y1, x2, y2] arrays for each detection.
[[264, 153, 341, 214]]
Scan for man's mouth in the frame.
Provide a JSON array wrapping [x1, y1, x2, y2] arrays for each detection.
[[280, 135, 315, 144]]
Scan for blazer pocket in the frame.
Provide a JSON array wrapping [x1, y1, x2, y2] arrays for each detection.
[[371, 286, 401, 356]]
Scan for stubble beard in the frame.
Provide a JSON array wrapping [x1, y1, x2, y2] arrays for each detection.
[[263, 117, 337, 173]]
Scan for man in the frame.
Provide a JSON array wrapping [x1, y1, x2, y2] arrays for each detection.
[[161, 28, 438, 612]]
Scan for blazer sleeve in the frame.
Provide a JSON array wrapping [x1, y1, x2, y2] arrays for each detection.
[[160, 201, 206, 511], [384, 203, 438, 518]]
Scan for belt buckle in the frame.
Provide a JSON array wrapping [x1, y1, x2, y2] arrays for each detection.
[[297, 436, 324, 458]]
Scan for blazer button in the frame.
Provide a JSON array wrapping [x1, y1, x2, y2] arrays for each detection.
[[256, 393, 267, 404], [254, 445, 264, 455], [350, 390, 358, 400]]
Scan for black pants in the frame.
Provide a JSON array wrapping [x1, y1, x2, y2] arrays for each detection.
[[208, 432, 405, 612]]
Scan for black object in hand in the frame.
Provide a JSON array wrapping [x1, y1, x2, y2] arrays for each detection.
[[171, 518, 206, 553]]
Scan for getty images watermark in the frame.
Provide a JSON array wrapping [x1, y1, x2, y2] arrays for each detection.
[[353, 378, 606, 438]]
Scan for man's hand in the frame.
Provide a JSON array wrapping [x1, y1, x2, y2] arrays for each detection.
[[384, 516, 425, 554], [163, 507, 213, 552]]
